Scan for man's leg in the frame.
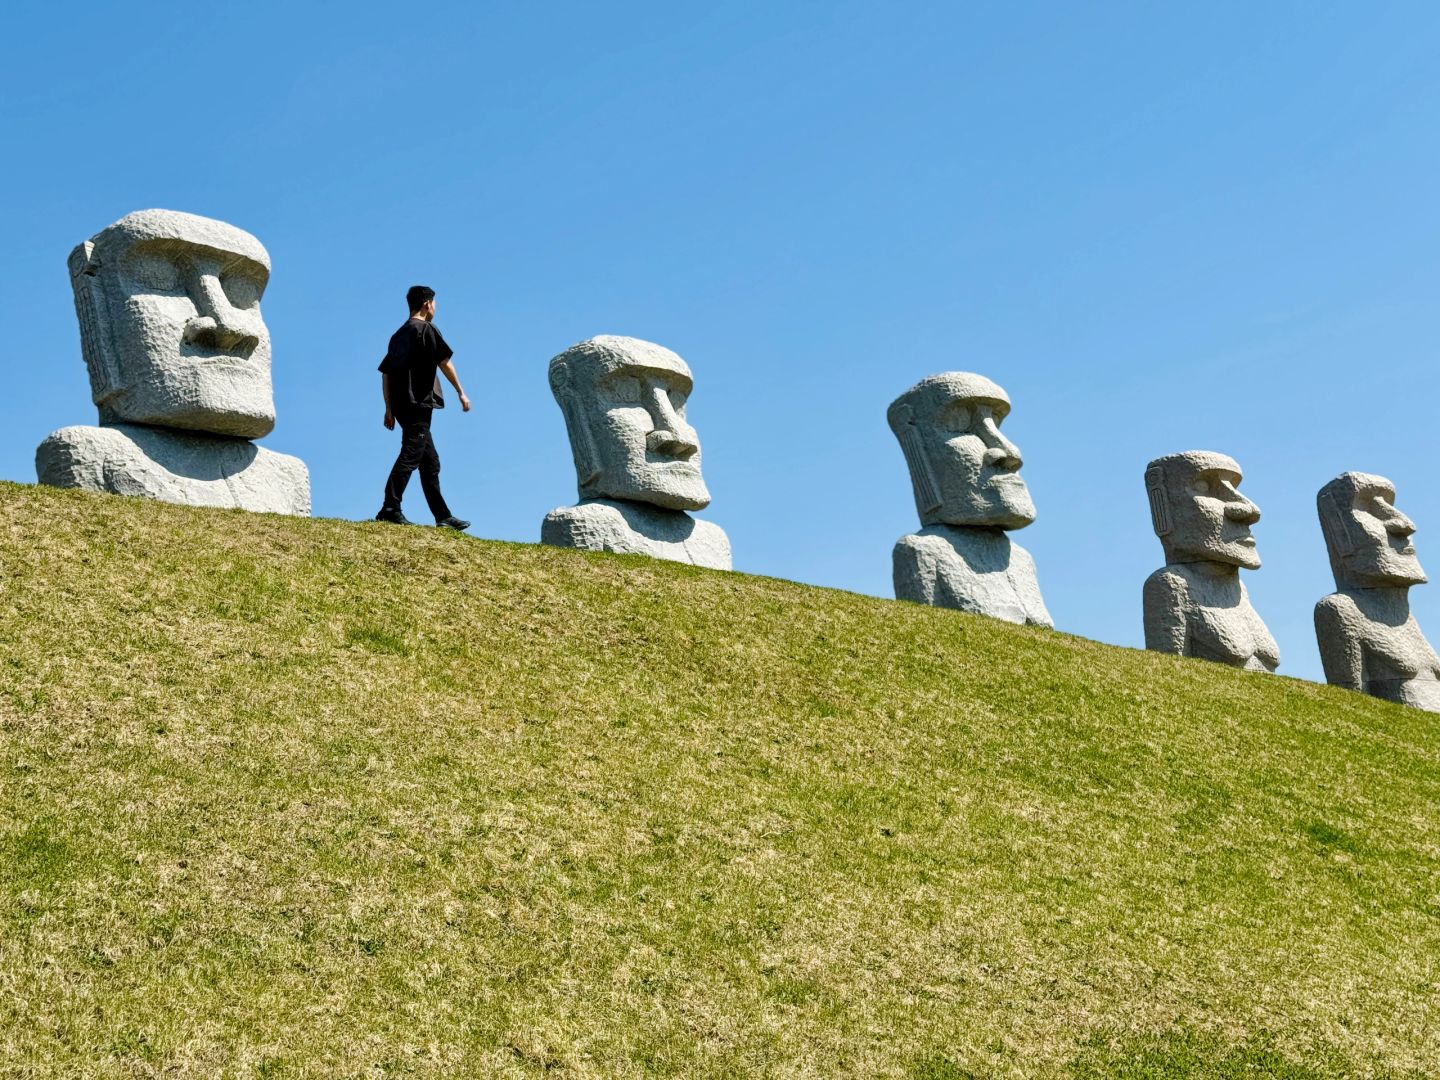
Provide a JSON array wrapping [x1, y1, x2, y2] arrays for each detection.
[[416, 424, 454, 522], [380, 410, 432, 514]]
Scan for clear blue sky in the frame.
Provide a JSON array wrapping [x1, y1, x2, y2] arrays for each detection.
[[4, 2, 1440, 682]]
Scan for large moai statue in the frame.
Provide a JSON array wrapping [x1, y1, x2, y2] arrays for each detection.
[[1314, 472, 1440, 711], [1142, 451, 1278, 671], [36, 210, 310, 515], [888, 372, 1052, 626], [541, 335, 731, 569]]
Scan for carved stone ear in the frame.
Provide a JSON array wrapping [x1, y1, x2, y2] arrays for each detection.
[[549, 360, 601, 489], [1319, 489, 1357, 560], [1145, 464, 1172, 538], [69, 241, 123, 406], [891, 404, 942, 516]]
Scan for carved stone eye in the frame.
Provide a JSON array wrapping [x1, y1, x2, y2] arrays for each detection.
[[940, 404, 973, 434], [128, 251, 182, 293], [222, 272, 262, 309], [605, 375, 642, 404], [667, 388, 687, 413], [1191, 477, 1213, 497]]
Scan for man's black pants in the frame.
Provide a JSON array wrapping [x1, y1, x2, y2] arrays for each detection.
[[382, 407, 453, 521]]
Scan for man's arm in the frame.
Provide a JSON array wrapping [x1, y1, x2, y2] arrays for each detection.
[[438, 359, 471, 412], [379, 327, 409, 430]]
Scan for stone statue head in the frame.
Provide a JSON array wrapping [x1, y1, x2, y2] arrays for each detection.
[[888, 372, 1034, 530], [69, 209, 274, 438], [1145, 451, 1261, 569], [548, 335, 710, 511], [1318, 472, 1425, 589]]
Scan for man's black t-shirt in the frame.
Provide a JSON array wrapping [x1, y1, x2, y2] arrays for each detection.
[[379, 318, 453, 411]]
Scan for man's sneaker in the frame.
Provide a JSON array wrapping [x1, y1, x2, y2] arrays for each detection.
[[436, 516, 471, 531], [375, 509, 415, 525]]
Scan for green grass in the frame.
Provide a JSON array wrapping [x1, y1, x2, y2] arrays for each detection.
[[0, 481, 1436, 1078]]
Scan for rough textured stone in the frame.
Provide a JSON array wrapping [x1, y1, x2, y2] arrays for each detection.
[[37, 424, 310, 516], [1142, 451, 1278, 671], [69, 209, 275, 437], [888, 372, 1051, 626], [1314, 472, 1440, 710], [38, 209, 309, 515], [542, 336, 731, 570], [541, 499, 731, 567]]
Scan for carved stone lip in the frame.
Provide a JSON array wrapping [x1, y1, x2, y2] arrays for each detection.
[[178, 342, 260, 362], [984, 475, 1029, 495]]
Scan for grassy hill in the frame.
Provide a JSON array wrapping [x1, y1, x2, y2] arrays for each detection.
[[0, 481, 1436, 1078]]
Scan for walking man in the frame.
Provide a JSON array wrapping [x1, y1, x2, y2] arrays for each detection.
[[376, 285, 472, 529]]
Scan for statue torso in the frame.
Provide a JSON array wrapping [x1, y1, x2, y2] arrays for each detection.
[[541, 499, 732, 570], [893, 525, 1052, 627], [1149, 563, 1279, 671], [1327, 590, 1440, 706], [37, 424, 310, 516]]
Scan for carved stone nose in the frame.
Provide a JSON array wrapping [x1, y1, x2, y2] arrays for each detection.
[[978, 417, 1022, 471], [983, 445, 1022, 471], [647, 429, 697, 458], [183, 316, 257, 354], [1388, 516, 1417, 537], [1225, 500, 1261, 525]]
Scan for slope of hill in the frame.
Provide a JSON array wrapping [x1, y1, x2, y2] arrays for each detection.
[[0, 481, 1436, 1078]]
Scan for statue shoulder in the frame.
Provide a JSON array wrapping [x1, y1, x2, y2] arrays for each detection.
[[37, 425, 141, 490], [688, 518, 731, 550], [243, 446, 312, 516], [544, 500, 627, 529], [542, 500, 634, 550], [893, 529, 956, 562], [1008, 538, 1038, 571], [893, 531, 961, 605], [38, 424, 135, 454], [252, 445, 310, 482], [1314, 591, 1359, 625], [686, 517, 732, 570], [1144, 565, 1192, 600]]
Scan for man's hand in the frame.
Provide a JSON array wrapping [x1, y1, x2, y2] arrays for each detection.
[[384, 410, 395, 430], [438, 360, 470, 412]]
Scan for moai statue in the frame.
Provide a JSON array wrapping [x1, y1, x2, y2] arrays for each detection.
[[1314, 472, 1440, 711], [541, 335, 731, 569], [36, 210, 310, 515], [1142, 451, 1277, 671], [888, 372, 1052, 626]]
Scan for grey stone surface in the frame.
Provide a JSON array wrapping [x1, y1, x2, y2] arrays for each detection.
[[893, 526, 1050, 625], [38, 209, 309, 515], [1142, 451, 1278, 671], [541, 499, 732, 567], [1314, 472, 1440, 710], [69, 209, 275, 437], [888, 372, 1051, 626], [542, 336, 731, 570], [37, 424, 310, 516]]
